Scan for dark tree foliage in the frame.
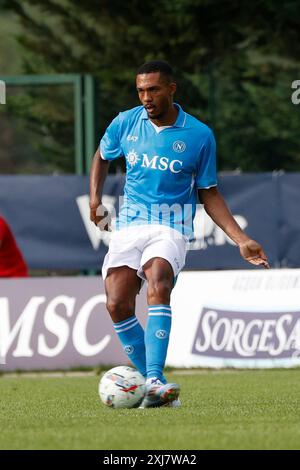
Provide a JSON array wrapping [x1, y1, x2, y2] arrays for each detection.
[[1, 0, 300, 173]]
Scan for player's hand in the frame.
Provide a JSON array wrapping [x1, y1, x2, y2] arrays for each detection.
[[89, 201, 111, 231], [239, 239, 270, 268]]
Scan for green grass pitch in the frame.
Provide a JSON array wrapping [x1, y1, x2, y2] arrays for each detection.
[[0, 369, 300, 450]]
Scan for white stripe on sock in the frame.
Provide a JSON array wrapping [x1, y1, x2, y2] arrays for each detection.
[[113, 316, 137, 329], [148, 310, 172, 315], [148, 312, 172, 318], [114, 320, 139, 333], [148, 306, 171, 311]]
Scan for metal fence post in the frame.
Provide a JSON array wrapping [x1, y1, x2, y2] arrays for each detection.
[[84, 75, 96, 174]]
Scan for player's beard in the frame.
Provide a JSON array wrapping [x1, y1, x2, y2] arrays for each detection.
[[145, 96, 172, 121], [147, 109, 163, 120], [146, 105, 167, 121]]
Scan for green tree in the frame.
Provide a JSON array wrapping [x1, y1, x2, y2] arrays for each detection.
[[1, 0, 300, 173]]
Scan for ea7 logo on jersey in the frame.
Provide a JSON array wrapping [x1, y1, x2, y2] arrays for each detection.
[[127, 135, 138, 142]]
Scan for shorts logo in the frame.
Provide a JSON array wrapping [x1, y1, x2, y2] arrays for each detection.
[[155, 330, 168, 339], [124, 345, 134, 355], [173, 141, 186, 153], [127, 135, 138, 142]]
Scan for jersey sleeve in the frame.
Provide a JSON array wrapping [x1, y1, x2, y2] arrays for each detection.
[[195, 130, 217, 189], [99, 114, 123, 161]]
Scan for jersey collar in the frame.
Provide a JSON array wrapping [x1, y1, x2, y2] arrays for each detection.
[[141, 103, 186, 128]]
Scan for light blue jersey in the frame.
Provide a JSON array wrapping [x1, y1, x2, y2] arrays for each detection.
[[100, 104, 217, 239]]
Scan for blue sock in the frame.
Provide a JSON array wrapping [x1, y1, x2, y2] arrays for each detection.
[[113, 316, 146, 377], [145, 305, 172, 382]]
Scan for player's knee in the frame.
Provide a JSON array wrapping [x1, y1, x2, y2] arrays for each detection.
[[106, 298, 134, 322], [147, 280, 172, 305]]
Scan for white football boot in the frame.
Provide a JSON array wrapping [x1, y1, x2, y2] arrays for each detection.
[[139, 378, 181, 408]]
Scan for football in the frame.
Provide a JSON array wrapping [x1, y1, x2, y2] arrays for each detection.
[[98, 366, 146, 409]]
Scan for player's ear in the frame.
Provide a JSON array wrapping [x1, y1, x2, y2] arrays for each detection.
[[169, 82, 177, 96]]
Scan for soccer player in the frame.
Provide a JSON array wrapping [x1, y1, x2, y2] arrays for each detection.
[[90, 61, 269, 408]]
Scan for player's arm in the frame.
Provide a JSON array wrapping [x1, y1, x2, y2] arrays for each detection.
[[198, 187, 270, 268], [89, 148, 110, 230], [90, 114, 122, 230]]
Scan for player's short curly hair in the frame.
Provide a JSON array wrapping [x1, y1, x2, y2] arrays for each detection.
[[137, 60, 174, 82]]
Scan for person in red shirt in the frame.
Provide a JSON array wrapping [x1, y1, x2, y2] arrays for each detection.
[[0, 216, 28, 277]]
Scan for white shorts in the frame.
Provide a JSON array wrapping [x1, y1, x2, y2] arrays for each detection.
[[102, 224, 188, 281]]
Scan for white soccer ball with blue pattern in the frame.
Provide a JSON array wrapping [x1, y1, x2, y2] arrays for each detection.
[[99, 366, 146, 409]]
